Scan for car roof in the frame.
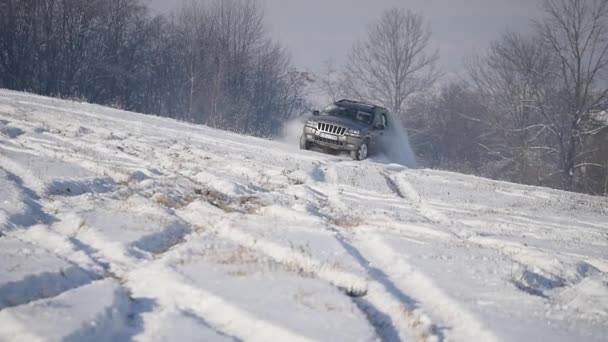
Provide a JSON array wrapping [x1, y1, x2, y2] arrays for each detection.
[[335, 99, 387, 114]]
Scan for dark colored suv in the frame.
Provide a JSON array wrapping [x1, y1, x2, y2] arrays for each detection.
[[300, 99, 388, 160]]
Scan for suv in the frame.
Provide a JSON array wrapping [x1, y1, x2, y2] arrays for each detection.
[[300, 99, 388, 160]]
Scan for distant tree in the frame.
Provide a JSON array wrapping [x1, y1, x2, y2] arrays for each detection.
[[166, 0, 307, 136], [0, 0, 306, 137], [167, 0, 210, 121], [86, 0, 149, 107], [317, 58, 343, 103], [44, 0, 105, 98], [342, 8, 440, 114], [405, 82, 486, 172], [206, 0, 268, 129], [467, 32, 559, 184], [535, 0, 608, 189], [0, 0, 43, 91]]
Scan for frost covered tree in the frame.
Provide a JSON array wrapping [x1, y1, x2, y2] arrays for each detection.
[[0, 0, 307, 137], [534, 0, 608, 189], [403, 81, 487, 172], [342, 8, 440, 114], [458, 0, 608, 193], [467, 32, 559, 184], [167, 0, 307, 136]]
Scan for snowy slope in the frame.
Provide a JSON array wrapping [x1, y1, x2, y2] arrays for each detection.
[[0, 89, 607, 342]]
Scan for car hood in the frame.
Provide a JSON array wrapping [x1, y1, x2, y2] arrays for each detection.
[[315, 116, 369, 131]]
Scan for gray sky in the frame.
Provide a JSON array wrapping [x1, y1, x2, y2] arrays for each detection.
[[149, 0, 542, 75]]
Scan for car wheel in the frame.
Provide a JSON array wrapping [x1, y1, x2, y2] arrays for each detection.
[[299, 134, 310, 150], [351, 142, 369, 161]]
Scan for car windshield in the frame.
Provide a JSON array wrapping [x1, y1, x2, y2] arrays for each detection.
[[322, 105, 374, 124]]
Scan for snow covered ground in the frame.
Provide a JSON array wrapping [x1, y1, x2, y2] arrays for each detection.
[[0, 89, 607, 341]]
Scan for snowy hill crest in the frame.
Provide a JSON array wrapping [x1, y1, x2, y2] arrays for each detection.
[[0, 90, 607, 341]]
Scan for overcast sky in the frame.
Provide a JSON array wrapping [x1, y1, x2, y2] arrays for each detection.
[[149, 0, 542, 75]]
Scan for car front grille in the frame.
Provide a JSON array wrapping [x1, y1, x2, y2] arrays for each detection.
[[317, 122, 347, 135]]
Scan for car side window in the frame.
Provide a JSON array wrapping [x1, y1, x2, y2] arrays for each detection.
[[381, 114, 387, 128]]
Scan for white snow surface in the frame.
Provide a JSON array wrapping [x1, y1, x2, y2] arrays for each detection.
[[0, 89, 607, 341]]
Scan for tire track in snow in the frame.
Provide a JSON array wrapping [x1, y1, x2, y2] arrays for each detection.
[[128, 263, 314, 342], [0, 278, 147, 342], [0, 158, 228, 339], [210, 219, 436, 342], [1, 129, 318, 340], [26, 199, 314, 342], [383, 169, 608, 301], [382, 170, 455, 228], [0, 263, 97, 312], [275, 163, 440, 341], [28, 218, 312, 341], [326, 165, 440, 341], [321, 164, 502, 341], [0, 171, 106, 312], [358, 234, 499, 342], [335, 232, 441, 342]]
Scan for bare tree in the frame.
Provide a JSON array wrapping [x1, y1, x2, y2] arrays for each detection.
[[404, 81, 487, 172], [0, 0, 309, 137], [165, 0, 306, 136], [467, 32, 559, 184], [206, 0, 266, 128], [169, 0, 209, 121], [342, 8, 440, 114], [317, 58, 342, 103], [535, 0, 608, 189]]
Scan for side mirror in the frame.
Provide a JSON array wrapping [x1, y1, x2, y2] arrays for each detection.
[[312, 110, 320, 116], [374, 124, 385, 130]]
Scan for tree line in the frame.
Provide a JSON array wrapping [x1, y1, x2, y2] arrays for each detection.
[[0, 0, 309, 136], [321, 0, 608, 196], [1, 0, 607, 195]]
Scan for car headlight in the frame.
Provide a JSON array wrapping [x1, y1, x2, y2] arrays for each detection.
[[346, 129, 360, 136], [305, 121, 317, 128]]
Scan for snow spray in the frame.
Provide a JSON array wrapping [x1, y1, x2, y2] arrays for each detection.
[[278, 114, 311, 146], [377, 112, 417, 168]]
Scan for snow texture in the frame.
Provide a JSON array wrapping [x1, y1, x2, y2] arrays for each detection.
[[0, 89, 607, 341]]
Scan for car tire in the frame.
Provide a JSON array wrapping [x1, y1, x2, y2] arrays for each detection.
[[299, 134, 310, 150], [351, 141, 369, 161]]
